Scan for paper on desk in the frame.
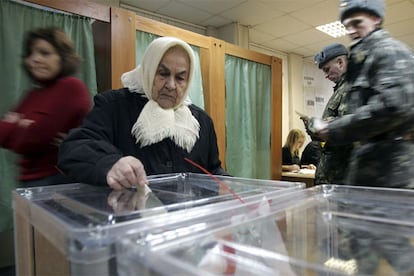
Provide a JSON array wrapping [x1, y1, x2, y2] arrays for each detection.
[[298, 168, 315, 174]]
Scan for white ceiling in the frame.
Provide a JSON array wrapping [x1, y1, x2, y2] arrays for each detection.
[[120, 0, 414, 61]]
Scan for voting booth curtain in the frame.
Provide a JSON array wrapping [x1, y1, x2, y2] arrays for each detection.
[[225, 55, 271, 179]]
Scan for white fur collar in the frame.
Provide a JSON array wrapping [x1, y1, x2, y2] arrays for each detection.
[[131, 100, 200, 152]]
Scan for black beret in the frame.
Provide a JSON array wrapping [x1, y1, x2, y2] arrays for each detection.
[[314, 43, 348, 69]]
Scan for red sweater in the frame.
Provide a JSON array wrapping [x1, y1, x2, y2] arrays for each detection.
[[0, 77, 91, 181]]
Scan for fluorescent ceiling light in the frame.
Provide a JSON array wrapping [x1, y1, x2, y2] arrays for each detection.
[[316, 21, 347, 38]]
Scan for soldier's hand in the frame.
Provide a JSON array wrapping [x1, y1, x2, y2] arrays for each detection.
[[307, 117, 328, 141], [300, 117, 322, 141], [300, 115, 309, 124]]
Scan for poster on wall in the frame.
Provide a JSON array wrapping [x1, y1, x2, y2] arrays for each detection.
[[303, 65, 329, 118], [314, 95, 326, 117], [303, 86, 316, 117]]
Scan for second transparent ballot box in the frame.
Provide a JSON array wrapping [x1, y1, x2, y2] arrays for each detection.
[[117, 185, 414, 276]]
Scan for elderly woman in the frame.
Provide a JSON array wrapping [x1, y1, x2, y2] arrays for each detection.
[[58, 37, 227, 189]]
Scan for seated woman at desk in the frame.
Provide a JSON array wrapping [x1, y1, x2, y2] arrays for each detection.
[[282, 129, 316, 172]]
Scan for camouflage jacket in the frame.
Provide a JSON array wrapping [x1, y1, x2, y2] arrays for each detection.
[[316, 76, 352, 185], [321, 76, 347, 120], [326, 29, 414, 188]]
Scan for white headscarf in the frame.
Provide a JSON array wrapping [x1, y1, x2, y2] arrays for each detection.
[[121, 37, 200, 152]]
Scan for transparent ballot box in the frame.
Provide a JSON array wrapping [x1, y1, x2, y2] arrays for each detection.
[[13, 173, 302, 275], [117, 185, 414, 276]]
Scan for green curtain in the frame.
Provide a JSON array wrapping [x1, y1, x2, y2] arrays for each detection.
[[135, 31, 205, 109], [225, 55, 271, 179], [0, 0, 97, 231]]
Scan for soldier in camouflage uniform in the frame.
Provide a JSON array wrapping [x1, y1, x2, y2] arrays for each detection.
[[308, 0, 414, 188], [325, 0, 414, 190], [312, 43, 353, 185], [309, 0, 414, 274]]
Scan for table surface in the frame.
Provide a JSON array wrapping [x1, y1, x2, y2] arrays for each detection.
[[281, 169, 315, 179], [281, 170, 315, 188]]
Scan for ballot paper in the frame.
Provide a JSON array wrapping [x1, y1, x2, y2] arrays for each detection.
[[295, 110, 309, 118]]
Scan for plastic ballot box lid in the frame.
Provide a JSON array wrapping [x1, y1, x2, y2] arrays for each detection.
[[13, 173, 303, 266], [117, 184, 414, 276]]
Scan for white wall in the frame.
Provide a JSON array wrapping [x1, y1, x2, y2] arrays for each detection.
[[302, 61, 336, 119], [287, 53, 306, 140]]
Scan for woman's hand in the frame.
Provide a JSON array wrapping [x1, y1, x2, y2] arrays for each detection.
[[3, 112, 22, 124], [284, 164, 300, 172], [302, 164, 316, 170], [107, 187, 149, 212], [51, 132, 67, 146], [2, 112, 34, 127], [106, 156, 148, 190]]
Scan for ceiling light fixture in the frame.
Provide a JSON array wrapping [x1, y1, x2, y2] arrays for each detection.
[[316, 21, 347, 38]]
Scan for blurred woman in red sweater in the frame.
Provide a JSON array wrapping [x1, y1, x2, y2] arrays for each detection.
[[0, 27, 91, 187]]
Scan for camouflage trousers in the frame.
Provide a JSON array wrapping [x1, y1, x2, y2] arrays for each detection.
[[315, 144, 353, 185], [345, 139, 414, 189], [336, 189, 414, 275]]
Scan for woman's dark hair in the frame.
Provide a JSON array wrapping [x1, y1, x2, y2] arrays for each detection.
[[23, 27, 81, 80]]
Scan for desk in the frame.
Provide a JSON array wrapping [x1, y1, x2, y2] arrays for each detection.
[[281, 171, 315, 188]]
